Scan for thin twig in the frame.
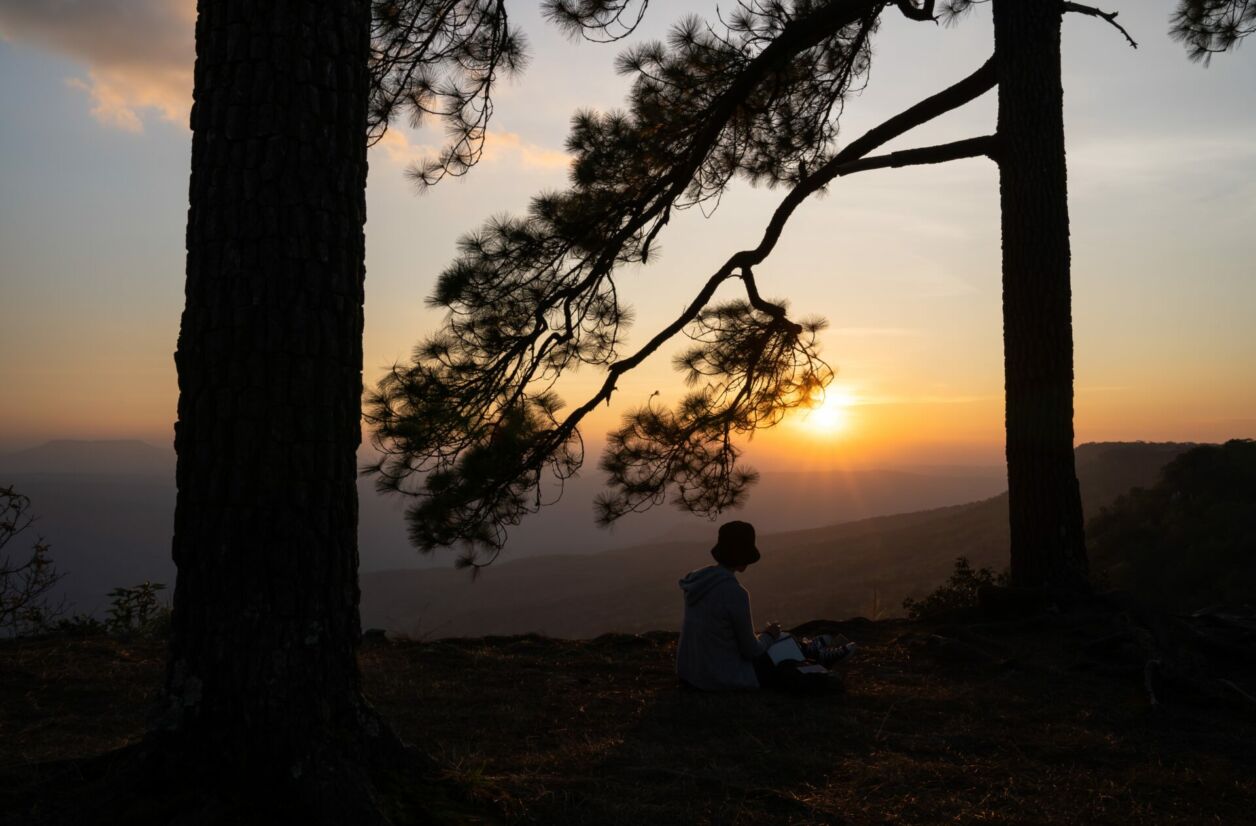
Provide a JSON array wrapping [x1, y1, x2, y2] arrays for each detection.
[[1219, 678, 1256, 707], [1063, 2, 1139, 49]]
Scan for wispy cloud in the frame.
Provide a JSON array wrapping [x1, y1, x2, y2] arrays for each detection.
[[375, 129, 438, 168], [374, 127, 570, 172], [0, 0, 195, 131], [486, 130, 570, 170], [0, 0, 577, 177]]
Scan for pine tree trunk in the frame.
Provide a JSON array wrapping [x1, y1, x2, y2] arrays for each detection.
[[164, 0, 393, 817], [992, 0, 1090, 594]]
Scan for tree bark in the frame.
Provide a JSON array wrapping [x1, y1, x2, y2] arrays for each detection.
[[993, 0, 1090, 594], [165, 0, 393, 817]]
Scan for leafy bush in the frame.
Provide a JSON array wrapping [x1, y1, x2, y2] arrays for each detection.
[[53, 613, 107, 637], [903, 557, 1007, 621], [1, 486, 65, 636], [106, 581, 169, 638], [1088, 439, 1256, 611]]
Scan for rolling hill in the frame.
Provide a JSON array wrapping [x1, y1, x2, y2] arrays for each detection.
[[1, 439, 1199, 625], [0, 439, 1006, 612], [360, 441, 1200, 638]]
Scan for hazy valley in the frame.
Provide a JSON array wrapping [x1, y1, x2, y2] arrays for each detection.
[[1, 439, 1191, 635]]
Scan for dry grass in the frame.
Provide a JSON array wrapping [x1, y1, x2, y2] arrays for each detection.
[[0, 637, 164, 769], [3, 620, 1254, 824]]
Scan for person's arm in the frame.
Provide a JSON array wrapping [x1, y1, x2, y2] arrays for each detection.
[[729, 586, 768, 661]]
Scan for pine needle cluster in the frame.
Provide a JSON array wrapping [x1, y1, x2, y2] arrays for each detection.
[[363, 0, 1251, 566], [366, 1, 877, 563], [369, 0, 528, 185], [1171, 0, 1255, 63]]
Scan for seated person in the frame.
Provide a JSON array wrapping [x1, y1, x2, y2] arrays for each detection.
[[676, 520, 780, 690]]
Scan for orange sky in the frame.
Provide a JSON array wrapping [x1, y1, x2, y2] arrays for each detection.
[[1, 1, 1254, 470]]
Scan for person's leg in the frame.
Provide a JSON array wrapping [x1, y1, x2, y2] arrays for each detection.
[[753, 653, 778, 689], [808, 639, 856, 666]]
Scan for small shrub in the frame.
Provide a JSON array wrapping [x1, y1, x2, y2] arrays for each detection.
[[53, 613, 107, 637], [106, 581, 169, 638], [903, 557, 1007, 621]]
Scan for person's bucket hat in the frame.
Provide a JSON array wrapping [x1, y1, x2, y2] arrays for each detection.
[[710, 520, 761, 568]]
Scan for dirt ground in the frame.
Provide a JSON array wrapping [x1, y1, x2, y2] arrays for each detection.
[[3, 618, 1254, 824]]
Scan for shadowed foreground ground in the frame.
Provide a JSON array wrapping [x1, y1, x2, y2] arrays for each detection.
[[3, 619, 1254, 824]]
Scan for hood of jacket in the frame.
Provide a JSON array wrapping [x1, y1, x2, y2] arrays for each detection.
[[679, 564, 736, 606]]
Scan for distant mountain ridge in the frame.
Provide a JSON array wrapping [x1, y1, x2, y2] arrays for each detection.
[[0, 439, 175, 477], [0, 439, 1205, 626], [360, 441, 1203, 639], [360, 498, 1004, 639], [0, 439, 1011, 604]]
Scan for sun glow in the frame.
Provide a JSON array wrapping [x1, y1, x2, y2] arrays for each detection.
[[802, 387, 857, 435]]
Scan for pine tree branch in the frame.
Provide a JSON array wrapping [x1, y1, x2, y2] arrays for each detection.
[[1172, 0, 1255, 64], [829, 56, 995, 162], [372, 54, 1001, 553], [428, 1, 887, 421], [739, 265, 799, 331], [1063, 2, 1139, 49], [834, 135, 997, 175], [551, 0, 886, 310], [549, 56, 999, 453]]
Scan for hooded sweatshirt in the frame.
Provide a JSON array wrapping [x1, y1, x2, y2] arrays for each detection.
[[676, 565, 767, 690]]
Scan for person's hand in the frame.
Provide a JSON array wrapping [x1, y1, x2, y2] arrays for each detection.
[[765, 622, 782, 639]]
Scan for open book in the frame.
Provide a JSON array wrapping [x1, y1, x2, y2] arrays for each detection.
[[764, 633, 807, 665], [763, 632, 853, 672]]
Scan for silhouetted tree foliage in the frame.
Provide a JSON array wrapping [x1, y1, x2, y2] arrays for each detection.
[[369, 0, 525, 185], [1172, 0, 1255, 62], [366, 1, 895, 566], [0, 486, 64, 636], [368, 0, 651, 185], [366, 0, 1250, 574], [1089, 440, 1256, 611]]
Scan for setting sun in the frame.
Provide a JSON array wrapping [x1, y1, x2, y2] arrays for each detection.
[[802, 388, 857, 435]]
